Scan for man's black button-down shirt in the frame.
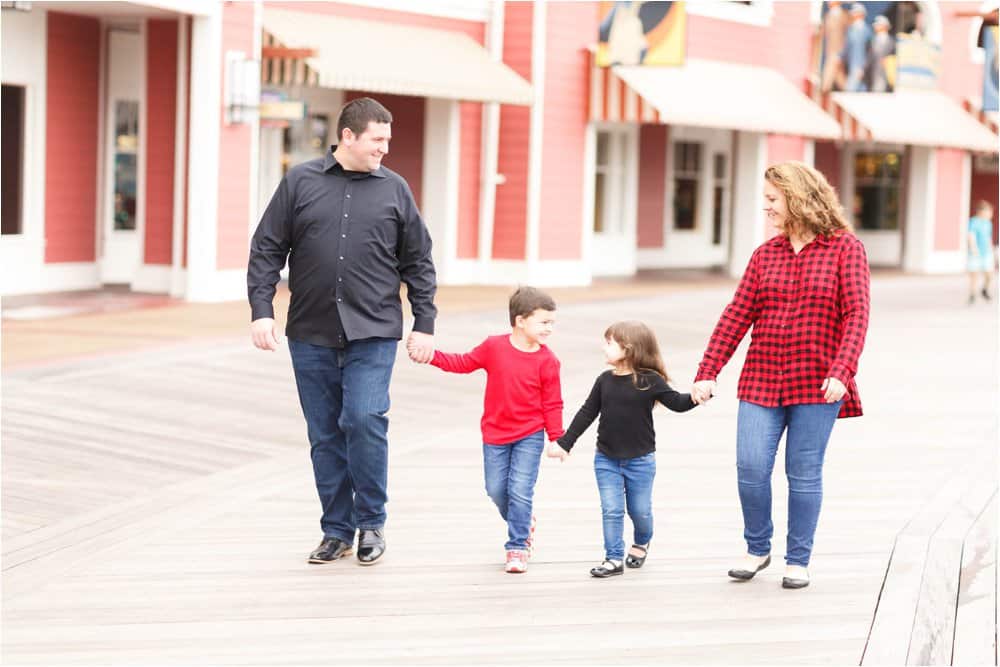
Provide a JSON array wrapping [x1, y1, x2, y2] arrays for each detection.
[[248, 148, 437, 348]]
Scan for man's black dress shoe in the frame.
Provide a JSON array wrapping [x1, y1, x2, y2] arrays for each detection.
[[308, 536, 353, 564], [357, 528, 385, 565]]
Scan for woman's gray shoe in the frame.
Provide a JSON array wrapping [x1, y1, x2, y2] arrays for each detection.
[[728, 554, 771, 580], [782, 564, 810, 588]]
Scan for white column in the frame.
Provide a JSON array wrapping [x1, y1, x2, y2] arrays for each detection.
[[185, 8, 222, 301], [422, 98, 461, 283], [524, 0, 546, 271], [902, 146, 936, 273], [728, 131, 767, 278], [170, 16, 189, 297], [477, 0, 504, 280]]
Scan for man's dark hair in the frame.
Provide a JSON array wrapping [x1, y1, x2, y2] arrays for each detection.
[[508, 286, 556, 326], [336, 97, 392, 141]]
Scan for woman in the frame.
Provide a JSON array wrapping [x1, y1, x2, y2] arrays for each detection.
[[691, 161, 870, 589]]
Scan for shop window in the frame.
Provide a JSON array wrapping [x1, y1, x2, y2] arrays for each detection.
[[113, 100, 139, 231], [593, 129, 627, 234], [2, 84, 25, 235], [712, 152, 728, 245], [673, 141, 701, 231], [853, 151, 901, 230]]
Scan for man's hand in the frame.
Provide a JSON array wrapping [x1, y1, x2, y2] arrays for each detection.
[[821, 377, 847, 403], [691, 380, 717, 405], [406, 331, 434, 364], [547, 441, 569, 462], [251, 317, 282, 351]]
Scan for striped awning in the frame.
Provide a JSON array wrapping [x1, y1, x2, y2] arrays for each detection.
[[962, 97, 999, 135], [261, 9, 533, 106], [830, 91, 999, 153], [589, 56, 841, 139]]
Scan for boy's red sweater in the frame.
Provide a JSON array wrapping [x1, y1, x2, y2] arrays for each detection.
[[431, 335, 564, 445]]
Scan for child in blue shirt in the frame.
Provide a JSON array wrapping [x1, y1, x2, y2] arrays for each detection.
[[967, 200, 995, 304]]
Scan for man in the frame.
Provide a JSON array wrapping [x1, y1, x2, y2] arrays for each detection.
[[248, 97, 436, 566], [841, 3, 872, 92]]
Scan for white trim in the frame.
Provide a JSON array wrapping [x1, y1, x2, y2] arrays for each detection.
[[477, 0, 504, 280], [924, 250, 966, 273], [248, 1, 262, 245], [902, 146, 937, 272], [525, 0, 546, 268], [959, 151, 973, 253], [421, 97, 461, 283], [446, 258, 591, 286], [185, 11, 223, 301], [803, 139, 816, 167], [136, 19, 149, 288], [94, 21, 107, 270], [0, 7, 47, 296], [580, 123, 596, 279], [590, 122, 639, 276], [687, 1, 774, 27], [132, 264, 172, 292], [727, 131, 767, 278], [302, 0, 491, 23], [171, 16, 188, 297]]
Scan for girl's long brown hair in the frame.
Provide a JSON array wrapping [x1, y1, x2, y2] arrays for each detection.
[[604, 321, 669, 388]]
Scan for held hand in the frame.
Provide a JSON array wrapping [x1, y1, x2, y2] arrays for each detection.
[[691, 380, 717, 405], [821, 377, 847, 403], [406, 331, 434, 364], [250, 317, 282, 351], [547, 441, 569, 462]]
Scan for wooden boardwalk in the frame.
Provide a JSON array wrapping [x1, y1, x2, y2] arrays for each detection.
[[2, 275, 996, 665]]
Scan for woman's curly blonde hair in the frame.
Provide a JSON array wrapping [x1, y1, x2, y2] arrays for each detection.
[[764, 161, 852, 237]]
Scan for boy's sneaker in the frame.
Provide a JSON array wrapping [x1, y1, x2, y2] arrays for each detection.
[[525, 514, 537, 558], [505, 549, 528, 573]]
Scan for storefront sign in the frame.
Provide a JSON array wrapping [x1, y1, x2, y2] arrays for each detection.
[[259, 100, 305, 121], [596, 1, 686, 67], [895, 34, 940, 90]]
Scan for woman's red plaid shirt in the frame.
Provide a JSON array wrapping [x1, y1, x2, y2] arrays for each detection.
[[696, 232, 870, 418]]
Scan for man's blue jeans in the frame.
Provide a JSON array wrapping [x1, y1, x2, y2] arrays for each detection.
[[482, 431, 544, 551], [594, 450, 656, 561], [736, 400, 842, 567], [289, 338, 396, 544]]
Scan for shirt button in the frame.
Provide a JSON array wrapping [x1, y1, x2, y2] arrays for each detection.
[[339, 256, 344, 260], [343, 213, 348, 218], [342, 234, 346, 238], [346, 194, 351, 198], [338, 277, 342, 282], [337, 298, 342, 302]]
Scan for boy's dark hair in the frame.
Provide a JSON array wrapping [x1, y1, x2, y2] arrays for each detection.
[[508, 286, 556, 326], [336, 97, 393, 141]]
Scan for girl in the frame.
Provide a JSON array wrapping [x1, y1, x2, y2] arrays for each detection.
[[548, 321, 696, 577]]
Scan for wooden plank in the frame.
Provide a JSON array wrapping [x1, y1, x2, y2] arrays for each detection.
[[952, 494, 998, 665]]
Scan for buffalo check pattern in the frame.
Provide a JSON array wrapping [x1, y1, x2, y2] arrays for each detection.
[[696, 232, 871, 418]]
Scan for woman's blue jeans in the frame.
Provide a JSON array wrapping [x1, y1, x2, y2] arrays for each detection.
[[736, 400, 842, 567], [482, 431, 544, 551], [594, 450, 656, 561]]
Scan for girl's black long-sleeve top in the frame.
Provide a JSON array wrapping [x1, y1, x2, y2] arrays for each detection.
[[557, 370, 696, 459]]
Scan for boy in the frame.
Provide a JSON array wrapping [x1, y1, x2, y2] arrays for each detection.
[[967, 200, 996, 304], [410, 287, 564, 573]]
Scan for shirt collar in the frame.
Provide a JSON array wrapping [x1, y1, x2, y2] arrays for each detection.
[[772, 232, 835, 251], [324, 146, 387, 178]]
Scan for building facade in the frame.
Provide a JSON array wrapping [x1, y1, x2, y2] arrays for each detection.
[[2, 0, 997, 300]]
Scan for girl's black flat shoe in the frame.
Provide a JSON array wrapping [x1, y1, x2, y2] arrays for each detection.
[[590, 559, 624, 578], [625, 543, 648, 569]]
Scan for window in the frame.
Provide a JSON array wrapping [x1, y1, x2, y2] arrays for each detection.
[[673, 142, 701, 231], [2, 84, 25, 235], [853, 152, 902, 230], [113, 100, 139, 231], [593, 130, 627, 234], [712, 152, 728, 245]]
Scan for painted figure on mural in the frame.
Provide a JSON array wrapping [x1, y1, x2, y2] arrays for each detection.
[[868, 15, 895, 92], [955, 5, 1000, 112], [841, 3, 873, 92], [820, 0, 849, 92], [598, 1, 677, 67]]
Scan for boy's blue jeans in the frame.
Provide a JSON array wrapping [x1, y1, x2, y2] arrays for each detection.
[[594, 450, 656, 561], [288, 338, 396, 545], [482, 430, 545, 551], [736, 400, 842, 567]]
